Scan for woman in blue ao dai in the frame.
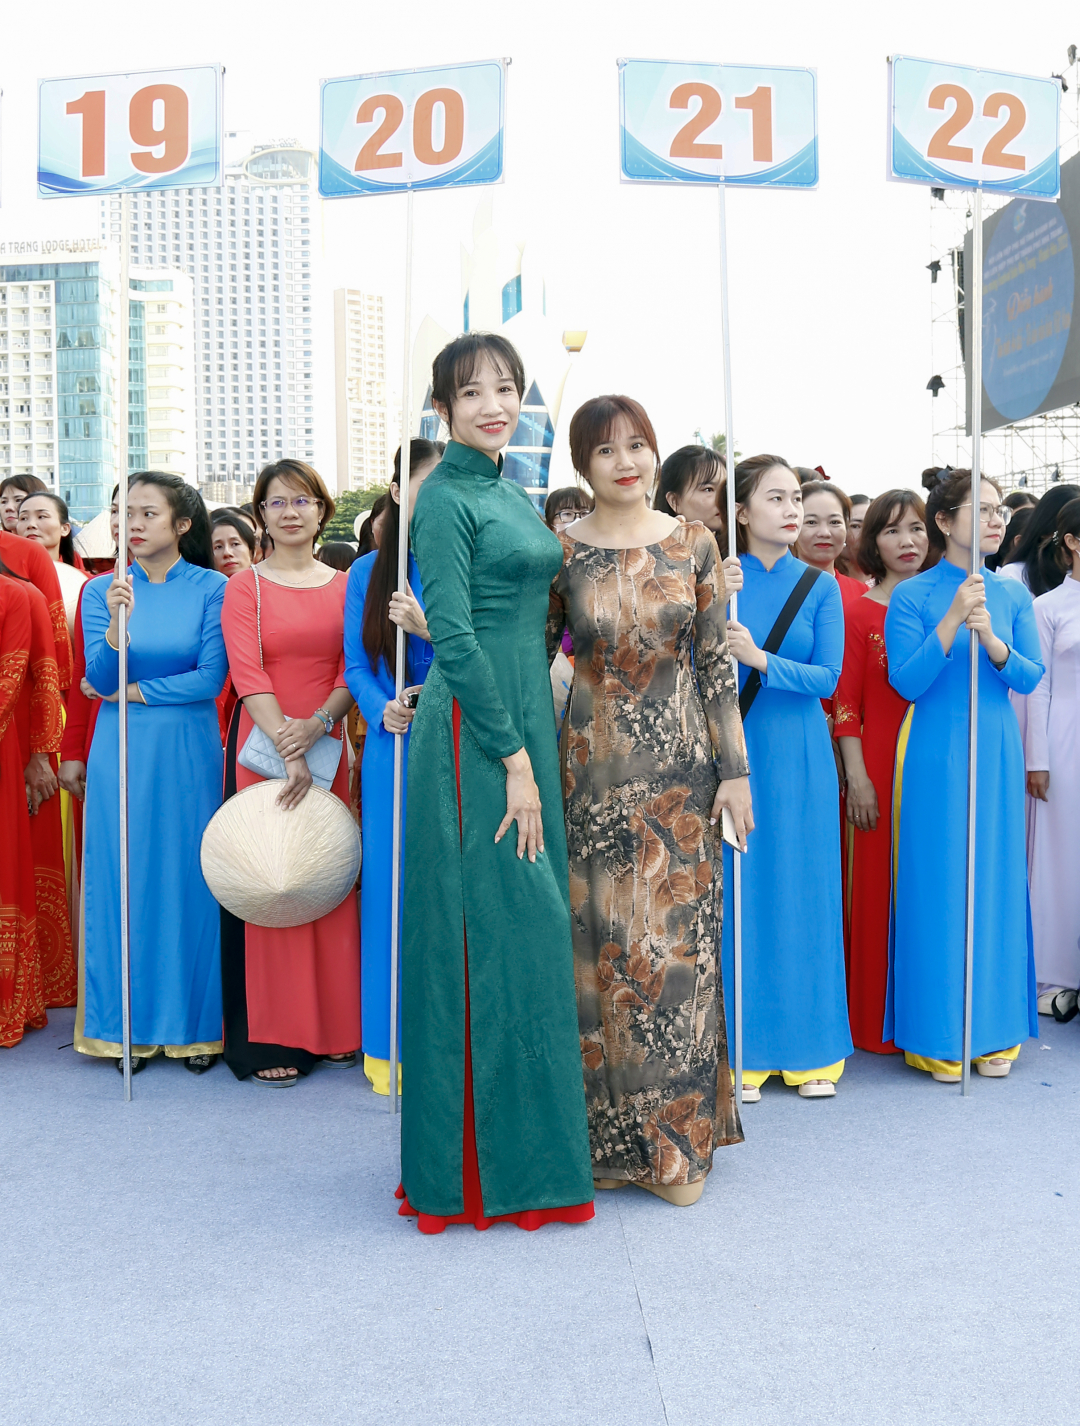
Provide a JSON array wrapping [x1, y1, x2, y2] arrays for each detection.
[[721, 455, 852, 1101], [77, 474, 227, 1075], [343, 440, 441, 1095], [885, 471, 1043, 1082]]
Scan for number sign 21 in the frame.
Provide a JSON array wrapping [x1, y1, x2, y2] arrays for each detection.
[[888, 56, 1060, 198], [38, 65, 222, 196], [619, 61, 818, 189]]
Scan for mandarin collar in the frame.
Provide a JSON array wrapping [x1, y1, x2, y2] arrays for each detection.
[[939, 556, 980, 581], [441, 440, 503, 480], [742, 549, 796, 575], [131, 555, 185, 584]]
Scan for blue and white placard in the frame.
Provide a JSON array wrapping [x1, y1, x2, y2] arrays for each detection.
[[320, 60, 505, 197], [619, 60, 818, 188], [38, 65, 222, 197], [888, 56, 1060, 198]]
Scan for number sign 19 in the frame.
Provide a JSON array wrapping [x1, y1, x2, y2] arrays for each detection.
[[38, 65, 222, 196], [320, 59, 506, 197], [888, 56, 1060, 198], [619, 60, 818, 188]]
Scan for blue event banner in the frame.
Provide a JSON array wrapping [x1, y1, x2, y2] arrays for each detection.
[[38, 65, 222, 197], [888, 55, 1060, 199], [619, 60, 818, 189], [320, 60, 506, 198]]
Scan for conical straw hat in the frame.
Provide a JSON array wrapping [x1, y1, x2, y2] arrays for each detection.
[[201, 781, 361, 929]]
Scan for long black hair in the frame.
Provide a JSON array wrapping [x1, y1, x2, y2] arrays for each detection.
[[361, 439, 444, 677], [1001, 483, 1080, 595], [19, 491, 78, 566], [128, 471, 214, 569]]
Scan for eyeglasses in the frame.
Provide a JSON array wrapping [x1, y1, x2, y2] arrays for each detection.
[[952, 501, 1012, 527], [553, 508, 590, 526], [260, 496, 323, 512]]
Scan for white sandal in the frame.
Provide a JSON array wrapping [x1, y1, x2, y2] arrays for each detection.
[[740, 1084, 761, 1103], [797, 1079, 836, 1098], [975, 1056, 1012, 1078]]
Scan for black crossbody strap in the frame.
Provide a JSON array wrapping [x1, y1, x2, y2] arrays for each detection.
[[738, 565, 822, 721]]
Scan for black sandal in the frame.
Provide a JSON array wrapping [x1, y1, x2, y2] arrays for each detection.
[[320, 1052, 357, 1069], [1052, 989, 1079, 1023], [253, 1067, 299, 1087], [185, 1053, 219, 1074], [115, 1055, 148, 1075]]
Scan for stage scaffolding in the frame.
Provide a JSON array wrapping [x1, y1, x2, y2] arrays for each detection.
[[928, 59, 1080, 495]]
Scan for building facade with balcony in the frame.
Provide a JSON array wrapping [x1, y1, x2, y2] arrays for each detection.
[[0, 259, 117, 522], [334, 288, 396, 491], [99, 142, 319, 505]]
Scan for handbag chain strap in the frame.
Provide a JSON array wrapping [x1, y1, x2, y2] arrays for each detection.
[[252, 564, 264, 671]]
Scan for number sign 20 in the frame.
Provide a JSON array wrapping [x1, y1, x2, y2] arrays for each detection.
[[888, 56, 1060, 198], [320, 61, 505, 198], [38, 66, 222, 196]]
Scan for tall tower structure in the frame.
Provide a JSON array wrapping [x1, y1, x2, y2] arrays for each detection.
[[334, 289, 395, 491], [100, 142, 318, 496]]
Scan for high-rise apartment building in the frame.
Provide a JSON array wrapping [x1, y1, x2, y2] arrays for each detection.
[[0, 257, 195, 522], [99, 142, 318, 496], [334, 288, 396, 491], [126, 269, 196, 484]]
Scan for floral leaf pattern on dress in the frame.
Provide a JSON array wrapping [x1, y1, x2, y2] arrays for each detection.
[[548, 524, 749, 1185]]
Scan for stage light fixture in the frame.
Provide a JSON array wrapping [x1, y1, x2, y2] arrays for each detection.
[[1068, 44, 1077, 66], [927, 260, 941, 283], [926, 375, 945, 397], [1054, 73, 1069, 93], [931, 187, 946, 201]]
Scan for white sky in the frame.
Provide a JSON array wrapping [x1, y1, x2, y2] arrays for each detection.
[[3, 0, 1077, 497]]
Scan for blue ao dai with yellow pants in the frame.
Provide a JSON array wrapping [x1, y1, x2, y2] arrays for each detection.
[[721, 552, 853, 1082], [884, 559, 1043, 1069]]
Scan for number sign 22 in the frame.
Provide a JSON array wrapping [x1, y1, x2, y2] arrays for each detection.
[[888, 56, 1059, 197]]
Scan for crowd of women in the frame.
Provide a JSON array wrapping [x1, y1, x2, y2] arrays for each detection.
[[1, 328, 1077, 1234]]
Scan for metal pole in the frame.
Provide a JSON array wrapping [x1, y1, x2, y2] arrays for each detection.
[[718, 183, 742, 1109], [388, 186, 415, 1116], [117, 190, 132, 1102], [961, 187, 983, 1097]]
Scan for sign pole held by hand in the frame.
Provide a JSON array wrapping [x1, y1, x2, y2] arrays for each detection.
[[37, 63, 223, 1100], [888, 54, 1060, 1094], [388, 187, 415, 1118], [619, 58, 818, 1111], [117, 189, 132, 1101], [716, 181, 743, 1107], [320, 59, 508, 1117]]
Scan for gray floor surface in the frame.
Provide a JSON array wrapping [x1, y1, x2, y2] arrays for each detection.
[[3, 1007, 1078, 1426]]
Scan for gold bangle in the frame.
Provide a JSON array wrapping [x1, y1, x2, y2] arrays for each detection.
[[104, 628, 130, 651]]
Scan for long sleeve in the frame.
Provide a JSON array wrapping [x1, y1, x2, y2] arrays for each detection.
[[1025, 601, 1054, 770], [994, 587, 1044, 695], [138, 579, 228, 705], [82, 577, 121, 697], [833, 605, 868, 738], [412, 483, 522, 761], [26, 584, 62, 755], [220, 570, 274, 698], [0, 584, 30, 740], [885, 583, 949, 701], [60, 583, 92, 762], [691, 531, 749, 780], [344, 558, 393, 728], [0, 529, 72, 689], [545, 560, 568, 667], [760, 575, 844, 699]]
